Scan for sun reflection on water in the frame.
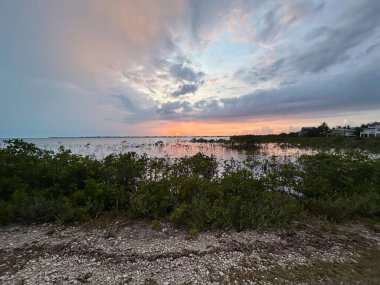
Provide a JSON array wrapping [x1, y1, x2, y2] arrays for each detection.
[[12, 137, 315, 164]]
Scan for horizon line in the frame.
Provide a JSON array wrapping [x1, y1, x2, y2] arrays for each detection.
[[0, 135, 234, 139]]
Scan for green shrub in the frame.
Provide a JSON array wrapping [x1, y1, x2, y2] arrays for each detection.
[[1, 139, 379, 229], [296, 151, 380, 221], [130, 179, 174, 219], [151, 219, 163, 231], [173, 153, 218, 179], [189, 227, 200, 238], [0, 200, 11, 225]]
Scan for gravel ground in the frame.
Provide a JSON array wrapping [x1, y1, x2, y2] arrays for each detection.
[[0, 219, 379, 285]]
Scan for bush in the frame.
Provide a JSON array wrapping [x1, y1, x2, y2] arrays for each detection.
[[287, 150, 380, 221], [1, 139, 379, 229], [0, 200, 11, 225], [173, 153, 218, 179], [130, 179, 174, 219]]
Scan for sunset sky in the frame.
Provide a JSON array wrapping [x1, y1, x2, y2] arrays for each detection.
[[1, 0, 380, 137]]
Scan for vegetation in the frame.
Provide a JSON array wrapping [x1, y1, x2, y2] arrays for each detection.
[[190, 137, 227, 143], [224, 121, 380, 152], [233, 247, 380, 284], [0, 139, 379, 230], [229, 135, 380, 152], [187, 122, 380, 152], [297, 122, 331, 137]]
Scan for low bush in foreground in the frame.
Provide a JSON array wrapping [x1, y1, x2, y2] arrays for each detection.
[[0, 139, 379, 229]]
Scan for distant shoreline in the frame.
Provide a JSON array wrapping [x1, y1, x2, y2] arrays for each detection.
[[1, 135, 231, 139]]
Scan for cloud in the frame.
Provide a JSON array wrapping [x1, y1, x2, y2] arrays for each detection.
[[156, 101, 193, 119], [225, 0, 323, 46], [256, 4, 297, 44], [153, 58, 380, 122], [236, 0, 380, 88], [219, 65, 380, 120], [294, 1, 380, 73], [1, 0, 380, 136], [186, 0, 246, 46], [121, 56, 206, 99], [366, 43, 380, 55], [169, 63, 205, 82], [172, 83, 201, 97], [235, 58, 286, 85], [304, 26, 330, 41], [0, 0, 186, 86]]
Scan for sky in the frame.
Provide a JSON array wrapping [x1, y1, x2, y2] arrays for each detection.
[[1, 0, 380, 137]]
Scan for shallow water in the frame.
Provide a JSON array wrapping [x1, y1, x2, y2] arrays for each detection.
[[1, 137, 315, 163]]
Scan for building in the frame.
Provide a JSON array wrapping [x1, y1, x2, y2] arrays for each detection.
[[298, 127, 315, 136], [328, 127, 357, 137], [360, 124, 380, 138]]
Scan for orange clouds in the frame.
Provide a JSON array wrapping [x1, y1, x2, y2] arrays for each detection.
[[34, 0, 186, 88], [133, 118, 319, 136]]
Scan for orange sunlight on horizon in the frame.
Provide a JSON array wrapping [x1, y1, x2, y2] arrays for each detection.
[[160, 119, 314, 136]]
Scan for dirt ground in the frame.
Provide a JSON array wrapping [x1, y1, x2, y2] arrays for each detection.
[[0, 219, 379, 285]]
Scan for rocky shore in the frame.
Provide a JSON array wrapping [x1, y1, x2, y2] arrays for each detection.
[[1, 219, 379, 284]]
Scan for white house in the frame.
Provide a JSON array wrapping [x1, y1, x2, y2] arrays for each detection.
[[360, 124, 380, 138], [328, 128, 357, 137]]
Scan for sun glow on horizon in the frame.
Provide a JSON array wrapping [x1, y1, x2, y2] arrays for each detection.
[[159, 119, 310, 136]]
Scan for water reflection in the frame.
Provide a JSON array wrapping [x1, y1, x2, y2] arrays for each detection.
[[1, 137, 315, 163]]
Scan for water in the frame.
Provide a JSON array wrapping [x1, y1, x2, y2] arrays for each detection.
[[0, 137, 314, 163]]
